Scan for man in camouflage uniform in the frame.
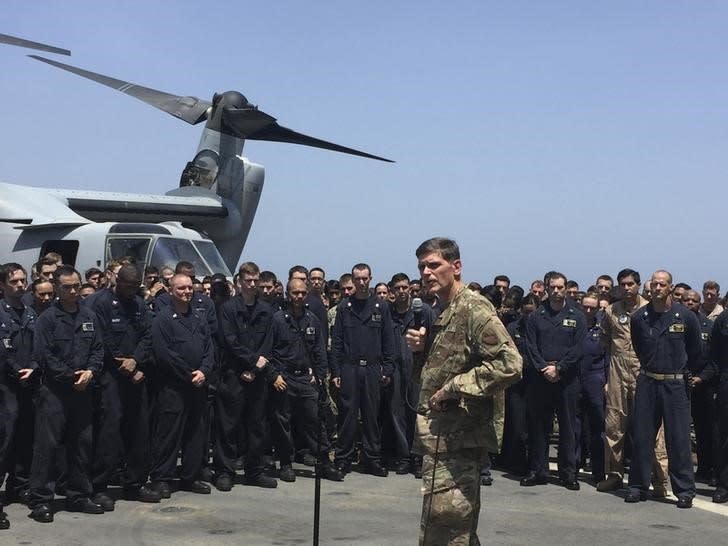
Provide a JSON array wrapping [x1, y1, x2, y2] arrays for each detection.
[[407, 237, 522, 546]]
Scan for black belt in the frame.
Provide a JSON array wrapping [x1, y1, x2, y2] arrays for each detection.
[[290, 369, 308, 376], [357, 359, 368, 367]]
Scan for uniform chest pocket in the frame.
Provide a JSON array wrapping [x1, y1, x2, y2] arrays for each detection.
[[340, 313, 356, 329], [367, 320, 382, 330], [53, 334, 72, 349], [78, 332, 95, 343], [438, 326, 466, 348], [111, 322, 128, 333], [173, 333, 192, 346], [74, 333, 95, 355]]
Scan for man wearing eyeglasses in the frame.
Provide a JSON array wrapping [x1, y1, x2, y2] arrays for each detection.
[[27, 265, 104, 523]]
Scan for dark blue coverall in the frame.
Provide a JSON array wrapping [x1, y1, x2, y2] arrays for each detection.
[[213, 295, 273, 480], [577, 324, 608, 482], [628, 302, 701, 498], [501, 316, 530, 476], [525, 301, 586, 481], [28, 302, 103, 507], [88, 289, 153, 493], [389, 301, 435, 468], [150, 305, 214, 483], [269, 309, 327, 465], [708, 310, 728, 491], [332, 296, 395, 468], [691, 313, 717, 480], [0, 299, 39, 499]]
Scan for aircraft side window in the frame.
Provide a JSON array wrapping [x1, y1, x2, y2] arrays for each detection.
[[40, 240, 79, 267]]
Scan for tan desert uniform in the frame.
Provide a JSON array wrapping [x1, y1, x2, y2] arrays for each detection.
[[601, 296, 669, 487], [705, 303, 724, 322], [414, 288, 522, 546]]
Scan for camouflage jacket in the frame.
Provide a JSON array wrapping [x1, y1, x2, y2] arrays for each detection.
[[414, 286, 522, 454]]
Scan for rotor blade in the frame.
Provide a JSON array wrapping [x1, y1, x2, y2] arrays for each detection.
[[0, 33, 70, 55], [221, 107, 278, 137], [28, 55, 210, 124], [244, 122, 394, 163]]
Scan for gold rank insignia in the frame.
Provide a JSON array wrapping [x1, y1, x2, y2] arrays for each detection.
[[562, 319, 577, 328], [668, 323, 685, 333]]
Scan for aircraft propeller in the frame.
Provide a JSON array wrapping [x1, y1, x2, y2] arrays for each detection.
[[0, 33, 70, 55], [29, 55, 393, 163]]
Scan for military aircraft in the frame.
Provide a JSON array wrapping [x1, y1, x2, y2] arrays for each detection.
[[0, 36, 392, 276]]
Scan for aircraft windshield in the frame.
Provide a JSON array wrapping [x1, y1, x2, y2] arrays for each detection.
[[106, 237, 151, 270], [150, 238, 231, 277], [193, 241, 232, 277]]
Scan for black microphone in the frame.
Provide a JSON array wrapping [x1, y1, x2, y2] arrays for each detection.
[[412, 297, 423, 330]]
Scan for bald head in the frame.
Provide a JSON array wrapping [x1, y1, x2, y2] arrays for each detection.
[[650, 270, 673, 304], [170, 273, 192, 289], [287, 278, 308, 293], [287, 277, 308, 311]]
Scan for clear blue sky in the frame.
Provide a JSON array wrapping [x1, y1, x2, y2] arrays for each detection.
[[3, 1, 727, 290]]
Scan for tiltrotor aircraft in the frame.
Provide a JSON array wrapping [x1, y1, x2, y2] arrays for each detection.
[[0, 34, 391, 276]]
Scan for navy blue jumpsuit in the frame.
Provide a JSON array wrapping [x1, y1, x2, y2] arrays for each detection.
[[628, 302, 701, 498]]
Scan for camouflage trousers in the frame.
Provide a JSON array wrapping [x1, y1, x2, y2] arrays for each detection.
[[419, 447, 486, 546]]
